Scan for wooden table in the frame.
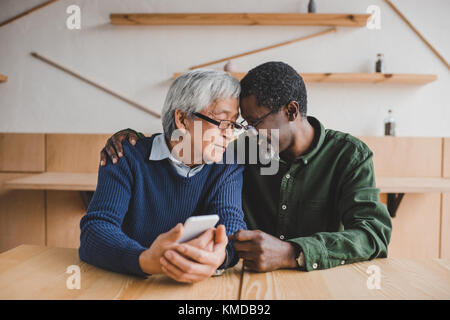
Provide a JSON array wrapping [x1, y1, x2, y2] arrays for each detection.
[[0, 245, 241, 300], [241, 258, 450, 300], [0, 245, 448, 300]]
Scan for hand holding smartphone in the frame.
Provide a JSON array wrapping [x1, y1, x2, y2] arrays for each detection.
[[176, 214, 220, 243]]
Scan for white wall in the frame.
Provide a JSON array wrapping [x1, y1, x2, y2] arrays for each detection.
[[0, 0, 449, 136]]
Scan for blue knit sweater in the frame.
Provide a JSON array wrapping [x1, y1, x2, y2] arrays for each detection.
[[79, 134, 246, 277]]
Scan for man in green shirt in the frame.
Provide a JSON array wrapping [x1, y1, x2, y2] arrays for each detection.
[[100, 61, 391, 275]]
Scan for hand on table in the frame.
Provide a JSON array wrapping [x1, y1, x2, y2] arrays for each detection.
[[229, 230, 298, 272]]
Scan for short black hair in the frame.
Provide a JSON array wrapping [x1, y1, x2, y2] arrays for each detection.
[[240, 61, 307, 116]]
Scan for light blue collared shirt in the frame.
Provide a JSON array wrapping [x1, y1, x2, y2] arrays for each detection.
[[149, 134, 205, 178]]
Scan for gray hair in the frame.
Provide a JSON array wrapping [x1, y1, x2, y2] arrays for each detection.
[[161, 69, 241, 139]]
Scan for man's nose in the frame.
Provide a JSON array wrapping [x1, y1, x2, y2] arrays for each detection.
[[222, 128, 236, 142]]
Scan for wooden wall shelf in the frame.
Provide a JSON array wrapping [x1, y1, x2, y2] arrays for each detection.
[[4, 173, 450, 215], [0, 74, 7, 82], [5, 173, 450, 194], [4, 172, 97, 191], [173, 72, 437, 84], [377, 177, 450, 194], [110, 13, 370, 27], [303, 72, 438, 84], [377, 176, 450, 217]]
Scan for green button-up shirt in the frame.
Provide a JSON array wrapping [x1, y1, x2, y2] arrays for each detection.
[[242, 117, 392, 271]]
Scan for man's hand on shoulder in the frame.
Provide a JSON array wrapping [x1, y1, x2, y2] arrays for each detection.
[[100, 129, 141, 166]]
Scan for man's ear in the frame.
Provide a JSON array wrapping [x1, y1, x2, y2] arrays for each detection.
[[174, 109, 188, 132], [285, 101, 300, 121]]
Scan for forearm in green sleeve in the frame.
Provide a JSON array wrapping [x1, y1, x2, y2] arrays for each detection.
[[288, 216, 390, 272], [287, 155, 392, 272]]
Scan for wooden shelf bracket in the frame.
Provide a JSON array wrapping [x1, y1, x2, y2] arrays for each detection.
[[387, 193, 405, 217], [80, 191, 94, 210]]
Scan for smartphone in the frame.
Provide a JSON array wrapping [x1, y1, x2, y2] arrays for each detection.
[[176, 214, 220, 243]]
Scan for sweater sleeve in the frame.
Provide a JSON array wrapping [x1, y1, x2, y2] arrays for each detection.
[[78, 149, 148, 278], [206, 164, 247, 268]]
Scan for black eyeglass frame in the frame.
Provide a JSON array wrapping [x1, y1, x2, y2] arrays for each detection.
[[238, 100, 299, 130], [239, 109, 278, 129], [192, 112, 244, 131]]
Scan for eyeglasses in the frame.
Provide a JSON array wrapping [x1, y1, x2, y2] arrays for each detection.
[[193, 112, 244, 131], [237, 110, 277, 138], [240, 110, 276, 129], [239, 101, 298, 133], [192, 112, 260, 137]]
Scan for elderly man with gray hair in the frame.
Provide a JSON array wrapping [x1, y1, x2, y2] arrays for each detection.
[[79, 69, 247, 283]]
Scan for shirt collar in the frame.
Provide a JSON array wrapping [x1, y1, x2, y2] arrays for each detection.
[[278, 116, 325, 165], [149, 133, 205, 178], [149, 133, 188, 166], [296, 116, 326, 164], [149, 133, 172, 161]]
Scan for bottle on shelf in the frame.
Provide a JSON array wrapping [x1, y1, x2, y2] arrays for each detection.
[[308, 0, 317, 13], [384, 109, 396, 136], [375, 53, 384, 73]]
